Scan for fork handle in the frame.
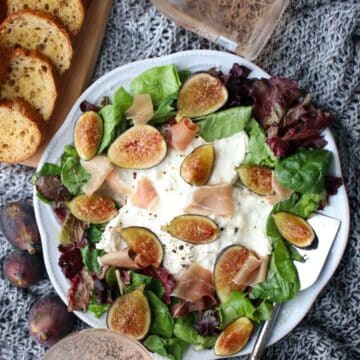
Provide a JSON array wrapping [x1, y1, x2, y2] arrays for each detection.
[[248, 303, 282, 360]]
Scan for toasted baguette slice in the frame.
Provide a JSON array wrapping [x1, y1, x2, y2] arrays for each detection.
[[0, 100, 46, 163], [0, 10, 73, 74], [7, 0, 85, 36], [0, 48, 58, 121]]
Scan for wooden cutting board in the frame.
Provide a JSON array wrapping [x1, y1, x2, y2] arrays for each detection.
[[12, 0, 113, 167]]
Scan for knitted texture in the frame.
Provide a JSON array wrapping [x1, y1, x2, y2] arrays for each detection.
[[0, 0, 359, 359]]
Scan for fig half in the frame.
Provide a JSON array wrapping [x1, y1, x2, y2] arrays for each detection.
[[180, 144, 215, 186], [214, 317, 254, 356], [162, 215, 219, 244], [238, 164, 273, 195], [108, 125, 167, 169], [214, 245, 252, 303], [74, 111, 103, 161], [178, 72, 228, 117], [273, 212, 315, 248], [107, 285, 151, 340], [67, 194, 117, 224], [121, 227, 163, 268]]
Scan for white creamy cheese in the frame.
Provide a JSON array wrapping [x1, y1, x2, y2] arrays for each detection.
[[97, 131, 272, 275]]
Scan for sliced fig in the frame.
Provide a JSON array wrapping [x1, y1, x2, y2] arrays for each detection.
[[161, 215, 219, 244], [214, 317, 254, 356], [214, 245, 253, 303], [67, 194, 117, 224], [4, 251, 44, 288], [238, 164, 273, 195], [180, 144, 215, 186], [0, 201, 40, 254], [178, 72, 228, 117], [29, 294, 75, 347], [107, 285, 151, 340], [74, 111, 103, 161], [108, 125, 167, 169], [121, 227, 163, 268], [58, 213, 86, 245], [272, 212, 315, 248]]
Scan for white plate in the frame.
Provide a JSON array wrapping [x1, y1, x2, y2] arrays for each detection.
[[34, 50, 350, 359]]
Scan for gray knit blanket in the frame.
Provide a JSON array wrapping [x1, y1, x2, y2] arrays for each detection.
[[0, 1, 359, 359]]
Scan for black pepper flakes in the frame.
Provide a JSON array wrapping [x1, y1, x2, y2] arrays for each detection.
[[234, 227, 239, 234], [179, 245, 184, 250], [133, 172, 137, 179]]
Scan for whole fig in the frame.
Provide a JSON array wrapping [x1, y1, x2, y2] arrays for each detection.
[[0, 201, 40, 254], [29, 294, 75, 347], [3, 251, 44, 288]]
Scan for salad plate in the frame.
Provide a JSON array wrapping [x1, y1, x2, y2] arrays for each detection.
[[33, 50, 350, 359]]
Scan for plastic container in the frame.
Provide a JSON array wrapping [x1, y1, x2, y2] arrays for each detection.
[[151, 0, 288, 60]]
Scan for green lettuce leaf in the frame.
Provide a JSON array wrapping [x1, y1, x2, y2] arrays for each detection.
[[131, 65, 182, 107], [244, 118, 278, 167], [173, 313, 216, 349], [80, 246, 104, 274], [98, 87, 133, 153], [88, 298, 110, 318], [126, 271, 165, 299], [197, 106, 252, 141], [144, 335, 188, 360], [86, 225, 103, 244], [151, 92, 178, 124], [60, 146, 90, 195], [274, 149, 332, 194], [37, 162, 61, 177], [250, 237, 300, 303], [146, 290, 174, 338], [219, 291, 272, 328]]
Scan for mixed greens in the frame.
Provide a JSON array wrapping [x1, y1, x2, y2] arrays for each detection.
[[33, 63, 342, 359]]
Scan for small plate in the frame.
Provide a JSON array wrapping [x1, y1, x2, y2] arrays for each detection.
[[33, 50, 350, 359]]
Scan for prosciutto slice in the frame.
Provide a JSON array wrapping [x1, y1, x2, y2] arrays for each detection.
[[130, 176, 159, 210], [267, 172, 292, 205], [97, 170, 131, 206], [171, 263, 218, 318], [166, 117, 199, 151], [99, 249, 140, 269], [185, 184, 235, 217], [232, 253, 269, 287], [81, 156, 114, 195]]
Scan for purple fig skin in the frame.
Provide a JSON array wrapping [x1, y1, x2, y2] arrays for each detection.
[[29, 294, 75, 347], [3, 251, 44, 288], [0, 201, 41, 254]]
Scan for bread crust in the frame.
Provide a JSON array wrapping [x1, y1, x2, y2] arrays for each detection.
[[0, 99, 47, 163], [0, 9, 73, 73], [6, 0, 85, 35]]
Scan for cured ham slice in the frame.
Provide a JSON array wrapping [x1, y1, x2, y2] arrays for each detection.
[[267, 172, 292, 205], [171, 263, 218, 317], [97, 170, 131, 206], [185, 184, 234, 217], [81, 156, 114, 195], [172, 297, 218, 318], [166, 117, 199, 151], [232, 253, 269, 287], [130, 176, 159, 210], [99, 249, 140, 269]]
